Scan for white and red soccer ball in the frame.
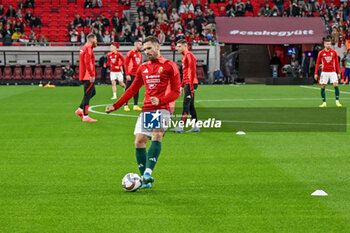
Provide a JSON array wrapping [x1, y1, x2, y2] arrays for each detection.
[[122, 173, 142, 192]]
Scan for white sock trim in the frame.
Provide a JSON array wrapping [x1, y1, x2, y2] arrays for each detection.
[[145, 168, 152, 175]]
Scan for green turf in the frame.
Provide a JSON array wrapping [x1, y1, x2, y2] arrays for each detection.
[[1, 84, 350, 233]]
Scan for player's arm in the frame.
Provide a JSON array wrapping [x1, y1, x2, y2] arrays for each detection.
[[314, 52, 321, 80], [125, 52, 132, 80], [189, 54, 197, 92], [157, 63, 181, 105], [119, 53, 125, 72], [104, 55, 110, 68], [106, 68, 144, 113], [335, 52, 340, 77], [85, 48, 95, 82]]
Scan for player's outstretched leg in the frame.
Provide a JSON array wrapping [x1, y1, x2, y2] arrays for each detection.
[[319, 84, 327, 107], [334, 83, 342, 107], [143, 130, 163, 184], [111, 80, 117, 100]]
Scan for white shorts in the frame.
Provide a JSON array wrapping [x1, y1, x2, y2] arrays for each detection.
[[320, 72, 338, 84], [134, 109, 171, 137], [110, 72, 123, 82]]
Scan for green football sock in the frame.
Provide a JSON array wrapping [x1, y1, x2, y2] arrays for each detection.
[[334, 86, 340, 100], [146, 141, 162, 172], [321, 88, 326, 102], [136, 148, 147, 175]]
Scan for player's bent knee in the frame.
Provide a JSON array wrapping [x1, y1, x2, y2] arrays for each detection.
[[152, 130, 164, 141], [135, 134, 148, 148]]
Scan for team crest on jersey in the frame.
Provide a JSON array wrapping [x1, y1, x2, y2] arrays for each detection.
[[159, 67, 163, 74], [111, 58, 116, 63], [325, 56, 332, 63]]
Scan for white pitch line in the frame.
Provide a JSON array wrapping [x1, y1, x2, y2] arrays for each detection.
[[89, 104, 349, 126], [300, 85, 350, 94]]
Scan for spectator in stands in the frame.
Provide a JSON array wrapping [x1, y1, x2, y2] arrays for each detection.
[[29, 16, 41, 28], [159, 0, 169, 11], [285, 0, 299, 17], [25, 10, 33, 22], [158, 29, 166, 44], [103, 30, 111, 44], [6, 5, 16, 18], [29, 35, 39, 46], [271, 5, 280, 17], [205, 8, 216, 25], [111, 12, 119, 29], [111, 29, 120, 43], [68, 21, 75, 33], [226, 7, 235, 17], [176, 28, 185, 41], [24, 0, 34, 8], [74, 15, 85, 28], [79, 31, 86, 44], [101, 15, 110, 28], [236, 5, 246, 16], [39, 35, 48, 46], [131, 17, 140, 33], [259, 4, 272, 17], [137, 0, 146, 14], [85, 0, 93, 8], [11, 29, 22, 41], [85, 15, 93, 27], [235, 0, 245, 11], [92, 0, 102, 8], [226, 0, 235, 13], [70, 29, 78, 45], [14, 21, 24, 33], [18, 0, 25, 10], [122, 20, 131, 35], [245, 0, 253, 13], [0, 5, 4, 16], [178, 1, 187, 15], [157, 8, 168, 24], [171, 8, 180, 21], [62, 65, 75, 80], [194, 0, 203, 12], [274, 0, 284, 13], [307, 10, 315, 17], [186, 1, 195, 13]]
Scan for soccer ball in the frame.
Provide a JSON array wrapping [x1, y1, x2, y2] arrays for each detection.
[[122, 173, 142, 192]]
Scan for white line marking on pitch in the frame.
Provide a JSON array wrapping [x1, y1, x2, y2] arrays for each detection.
[[300, 85, 350, 94], [89, 104, 349, 126]]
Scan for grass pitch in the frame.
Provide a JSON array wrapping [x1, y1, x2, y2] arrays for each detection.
[[1, 84, 350, 233]]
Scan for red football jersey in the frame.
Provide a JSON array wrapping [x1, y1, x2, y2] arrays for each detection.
[[125, 48, 142, 76], [105, 51, 124, 72], [113, 56, 181, 112], [315, 48, 340, 74], [79, 44, 95, 81], [181, 50, 198, 90]]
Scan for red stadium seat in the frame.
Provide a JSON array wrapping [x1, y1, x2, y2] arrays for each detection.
[[3, 65, 12, 80], [44, 65, 53, 80], [196, 65, 206, 83], [23, 66, 33, 80], [96, 66, 101, 80], [13, 65, 23, 80], [54, 65, 63, 80], [33, 65, 43, 80]]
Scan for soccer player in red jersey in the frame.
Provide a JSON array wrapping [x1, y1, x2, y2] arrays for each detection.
[[105, 36, 181, 189], [104, 44, 126, 100], [171, 39, 199, 133], [75, 33, 98, 122], [314, 38, 342, 107], [124, 39, 143, 111]]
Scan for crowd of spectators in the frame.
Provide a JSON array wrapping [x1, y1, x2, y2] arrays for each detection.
[[0, 2, 49, 46]]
